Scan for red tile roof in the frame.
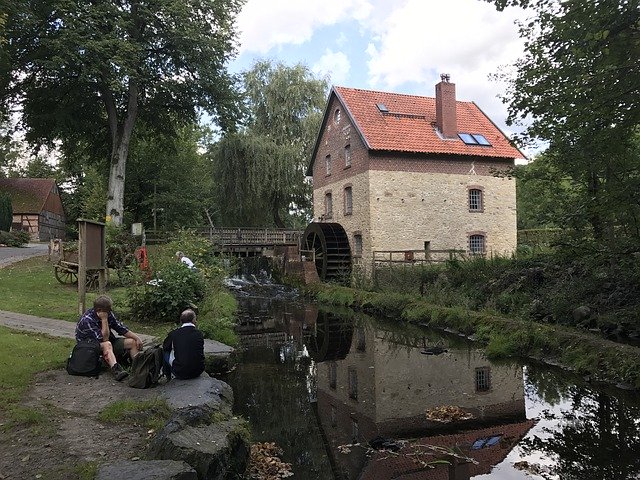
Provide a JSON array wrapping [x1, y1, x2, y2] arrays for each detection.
[[359, 419, 537, 480], [333, 86, 525, 160], [0, 178, 57, 214]]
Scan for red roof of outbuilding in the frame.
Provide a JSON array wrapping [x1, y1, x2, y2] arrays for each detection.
[[0, 178, 58, 214], [330, 86, 524, 160]]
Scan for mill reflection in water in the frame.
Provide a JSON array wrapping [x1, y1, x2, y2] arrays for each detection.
[[226, 285, 640, 480], [310, 312, 534, 480]]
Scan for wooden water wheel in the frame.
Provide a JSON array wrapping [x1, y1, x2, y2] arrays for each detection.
[[302, 222, 351, 282], [307, 311, 354, 362]]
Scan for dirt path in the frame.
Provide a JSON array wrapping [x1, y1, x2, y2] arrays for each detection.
[[0, 370, 163, 480]]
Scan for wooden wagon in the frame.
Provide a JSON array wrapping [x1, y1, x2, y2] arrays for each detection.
[[54, 249, 108, 290]]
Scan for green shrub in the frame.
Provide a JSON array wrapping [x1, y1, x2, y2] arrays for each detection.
[[0, 192, 12, 232], [316, 287, 355, 306], [0, 230, 29, 247], [198, 289, 239, 346], [367, 292, 412, 316], [150, 229, 230, 282], [128, 263, 206, 323]]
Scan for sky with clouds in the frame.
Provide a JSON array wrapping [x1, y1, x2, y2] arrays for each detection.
[[230, 0, 530, 148]]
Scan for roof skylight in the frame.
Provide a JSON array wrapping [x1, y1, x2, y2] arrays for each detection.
[[458, 133, 491, 146], [376, 103, 388, 113], [458, 133, 477, 145], [472, 134, 491, 146]]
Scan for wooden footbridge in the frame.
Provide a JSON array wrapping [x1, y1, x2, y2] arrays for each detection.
[[148, 227, 303, 256]]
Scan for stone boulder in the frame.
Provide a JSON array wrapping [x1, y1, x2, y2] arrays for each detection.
[[99, 374, 249, 480], [147, 374, 249, 479], [160, 374, 233, 414], [96, 460, 197, 480], [150, 419, 249, 480]]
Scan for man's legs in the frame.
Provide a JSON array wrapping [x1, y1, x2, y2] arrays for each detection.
[[123, 337, 141, 358], [100, 341, 117, 367], [101, 341, 128, 381], [111, 337, 140, 367], [162, 351, 172, 380]]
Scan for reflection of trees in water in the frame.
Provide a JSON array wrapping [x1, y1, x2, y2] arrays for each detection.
[[524, 365, 576, 406], [228, 349, 333, 480], [522, 366, 640, 479]]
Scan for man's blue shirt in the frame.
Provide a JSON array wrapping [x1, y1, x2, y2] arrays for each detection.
[[75, 308, 129, 342]]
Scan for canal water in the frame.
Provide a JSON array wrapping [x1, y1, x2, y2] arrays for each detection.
[[222, 275, 640, 480]]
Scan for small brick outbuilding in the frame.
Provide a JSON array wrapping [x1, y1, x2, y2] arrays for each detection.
[[0, 178, 66, 241], [307, 76, 526, 273]]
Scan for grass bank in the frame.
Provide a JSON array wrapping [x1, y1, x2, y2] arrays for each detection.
[[305, 283, 640, 389], [0, 326, 75, 424], [0, 256, 238, 345]]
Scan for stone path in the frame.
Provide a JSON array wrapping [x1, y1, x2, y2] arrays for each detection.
[[0, 310, 234, 355], [0, 242, 49, 268]]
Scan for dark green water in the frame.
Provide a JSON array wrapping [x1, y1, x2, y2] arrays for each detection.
[[222, 280, 640, 479]]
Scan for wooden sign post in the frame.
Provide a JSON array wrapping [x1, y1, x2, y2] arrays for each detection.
[[77, 219, 107, 315]]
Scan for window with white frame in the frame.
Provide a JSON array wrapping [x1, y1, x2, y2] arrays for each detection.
[[344, 186, 353, 215], [469, 234, 485, 254], [325, 154, 332, 175], [475, 367, 491, 391], [344, 144, 351, 167], [325, 192, 333, 219], [469, 188, 483, 212]]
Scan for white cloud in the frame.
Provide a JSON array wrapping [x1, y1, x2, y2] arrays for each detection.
[[362, 0, 528, 138], [312, 50, 351, 86], [233, 0, 532, 147], [236, 0, 372, 54]]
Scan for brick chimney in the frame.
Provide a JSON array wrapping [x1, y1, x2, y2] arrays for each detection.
[[435, 73, 457, 138]]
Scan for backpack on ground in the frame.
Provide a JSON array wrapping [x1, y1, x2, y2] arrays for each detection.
[[128, 345, 164, 389], [66, 340, 102, 377]]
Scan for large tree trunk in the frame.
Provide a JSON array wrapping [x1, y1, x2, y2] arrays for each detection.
[[105, 141, 128, 225], [272, 194, 285, 228], [104, 79, 139, 226]]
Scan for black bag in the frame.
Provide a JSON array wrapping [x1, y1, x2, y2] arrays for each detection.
[[66, 340, 102, 377], [127, 345, 164, 389]]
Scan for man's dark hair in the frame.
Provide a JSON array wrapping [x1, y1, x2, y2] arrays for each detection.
[[180, 309, 197, 324], [94, 295, 113, 312]]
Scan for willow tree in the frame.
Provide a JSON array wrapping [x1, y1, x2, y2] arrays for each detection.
[[212, 60, 328, 228], [2, 0, 243, 226]]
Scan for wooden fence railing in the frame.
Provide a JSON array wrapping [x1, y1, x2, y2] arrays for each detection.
[[146, 228, 302, 246], [372, 249, 466, 265]]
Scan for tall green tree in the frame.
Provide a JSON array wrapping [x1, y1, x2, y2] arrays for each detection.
[[488, 0, 640, 244], [515, 152, 575, 230], [3, 0, 243, 226], [0, 191, 11, 231], [125, 122, 215, 228], [212, 60, 328, 228]]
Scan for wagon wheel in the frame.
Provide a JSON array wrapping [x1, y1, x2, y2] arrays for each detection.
[[54, 264, 78, 285], [85, 269, 109, 291], [303, 222, 352, 282]]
